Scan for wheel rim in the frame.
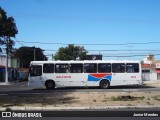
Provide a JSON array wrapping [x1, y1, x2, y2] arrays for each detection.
[[101, 81, 109, 88], [48, 82, 53, 88], [103, 83, 108, 88]]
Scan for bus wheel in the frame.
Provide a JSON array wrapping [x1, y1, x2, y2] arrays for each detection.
[[100, 80, 110, 89], [46, 80, 55, 90]]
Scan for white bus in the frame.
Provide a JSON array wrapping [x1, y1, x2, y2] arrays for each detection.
[[28, 60, 142, 89]]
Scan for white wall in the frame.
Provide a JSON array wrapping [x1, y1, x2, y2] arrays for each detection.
[[150, 72, 157, 81], [0, 56, 11, 67]]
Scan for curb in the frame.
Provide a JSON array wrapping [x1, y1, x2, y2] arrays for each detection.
[[143, 83, 160, 87], [0, 83, 11, 85], [1, 106, 160, 111]]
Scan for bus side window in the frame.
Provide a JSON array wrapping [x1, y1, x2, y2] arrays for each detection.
[[84, 63, 97, 73], [55, 64, 69, 73], [112, 63, 125, 73], [98, 63, 111, 73], [30, 65, 42, 76], [43, 64, 54, 73], [126, 63, 139, 73], [70, 64, 83, 73]]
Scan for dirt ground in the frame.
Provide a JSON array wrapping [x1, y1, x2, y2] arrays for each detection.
[[0, 92, 160, 108]]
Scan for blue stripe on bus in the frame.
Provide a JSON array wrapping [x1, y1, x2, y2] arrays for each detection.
[[88, 74, 112, 81]]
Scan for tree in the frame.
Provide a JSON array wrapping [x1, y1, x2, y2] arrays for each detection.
[[14, 46, 47, 68], [54, 44, 88, 60], [0, 7, 18, 55], [0, 7, 18, 83]]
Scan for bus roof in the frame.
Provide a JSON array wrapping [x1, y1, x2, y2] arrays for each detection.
[[30, 60, 141, 65]]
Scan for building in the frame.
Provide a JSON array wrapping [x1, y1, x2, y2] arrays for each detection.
[[18, 68, 29, 81], [86, 54, 102, 60], [142, 55, 160, 82], [0, 55, 20, 82]]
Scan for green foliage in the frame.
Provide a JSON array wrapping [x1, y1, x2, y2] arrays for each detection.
[[0, 7, 18, 37], [110, 96, 117, 101], [54, 44, 88, 60], [152, 96, 160, 101], [14, 46, 47, 68], [0, 7, 18, 55], [110, 95, 145, 101]]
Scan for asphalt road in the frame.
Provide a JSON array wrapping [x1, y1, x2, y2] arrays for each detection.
[[0, 82, 160, 94]]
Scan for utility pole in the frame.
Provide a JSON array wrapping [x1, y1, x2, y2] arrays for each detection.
[[34, 46, 36, 61], [5, 37, 9, 84]]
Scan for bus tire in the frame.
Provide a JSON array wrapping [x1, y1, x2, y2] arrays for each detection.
[[45, 80, 55, 90], [100, 80, 110, 89]]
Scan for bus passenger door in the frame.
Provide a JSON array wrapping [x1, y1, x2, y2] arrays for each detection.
[[29, 65, 44, 87]]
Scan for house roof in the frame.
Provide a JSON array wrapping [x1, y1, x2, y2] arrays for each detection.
[[141, 63, 155, 68]]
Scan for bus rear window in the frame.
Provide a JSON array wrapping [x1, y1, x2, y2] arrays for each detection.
[[29, 65, 42, 76]]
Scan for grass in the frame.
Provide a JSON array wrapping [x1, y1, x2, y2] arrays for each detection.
[[0, 103, 23, 107], [139, 96, 145, 100], [152, 96, 160, 101], [110, 96, 117, 101], [146, 102, 152, 105], [110, 95, 145, 101], [126, 104, 133, 106]]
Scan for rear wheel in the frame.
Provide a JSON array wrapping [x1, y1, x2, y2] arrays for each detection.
[[46, 80, 55, 90], [100, 80, 110, 89]]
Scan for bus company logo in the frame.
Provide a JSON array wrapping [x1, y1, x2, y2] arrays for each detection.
[[56, 76, 71, 78], [131, 76, 136, 78], [2, 112, 11, 117]]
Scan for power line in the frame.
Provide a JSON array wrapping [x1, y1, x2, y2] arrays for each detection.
[[15, 40, 62, 45], [14, 40, 160, 58], [15, 40, 160, 46], [44, 49, 160, 52], [103, 54, 160, 58]]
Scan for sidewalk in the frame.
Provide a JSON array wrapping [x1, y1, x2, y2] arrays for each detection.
[[0, 82, 11, 85], [0, 80, 27, 85], [142, 81, 160, 87]]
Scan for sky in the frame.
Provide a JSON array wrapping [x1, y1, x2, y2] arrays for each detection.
[[0, 0, 160, 60]]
